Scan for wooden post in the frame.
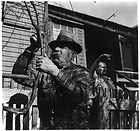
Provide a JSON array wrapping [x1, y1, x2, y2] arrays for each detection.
[[43, 1, 49, 55], [118, 35, 124, 70]]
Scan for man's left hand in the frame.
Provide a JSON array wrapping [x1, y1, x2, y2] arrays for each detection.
[[36, 56, 59, 76]]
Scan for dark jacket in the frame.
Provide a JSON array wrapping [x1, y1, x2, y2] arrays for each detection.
[[12, 48, 92, 129]]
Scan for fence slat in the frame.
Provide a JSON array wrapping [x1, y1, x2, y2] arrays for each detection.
[[2, 103, 8, 130], [12, 104, 16, 130], [29, 105, 33, 130], [20, 104, 24, 130], [37, 117, 40, 129]]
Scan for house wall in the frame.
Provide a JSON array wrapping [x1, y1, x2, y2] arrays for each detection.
[[2, 2, 45, 89], [2, 2, 87, 90], [118, 35, 138, 71], [85, 25, 122, 71], [2, 2, 45, 129], [2, 2, 87, 128]]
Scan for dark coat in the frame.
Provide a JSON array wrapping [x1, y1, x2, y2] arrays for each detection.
[[12, 48, 92, 129]]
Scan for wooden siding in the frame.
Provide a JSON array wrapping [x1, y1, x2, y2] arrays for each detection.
[[2, 2, 87, 90], [2, 2, 44, 90], [2, 2, 87, 129], [2, 1, 87, 111]]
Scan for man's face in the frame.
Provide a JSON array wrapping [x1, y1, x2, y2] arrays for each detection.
[[51, 45, 74, 68], [96, 62, 107, 76]]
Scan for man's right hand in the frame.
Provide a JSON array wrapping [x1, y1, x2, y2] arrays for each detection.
[[36, 56, 60, 76]]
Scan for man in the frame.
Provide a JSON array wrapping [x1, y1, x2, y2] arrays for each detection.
[[89, 54, 117, 129], [12, 30, 92, 129]]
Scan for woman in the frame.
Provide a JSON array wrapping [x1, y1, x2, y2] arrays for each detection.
[[89, 54, 117, 129]]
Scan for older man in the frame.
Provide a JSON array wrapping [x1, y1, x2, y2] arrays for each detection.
[[12, 30, 92, 129]]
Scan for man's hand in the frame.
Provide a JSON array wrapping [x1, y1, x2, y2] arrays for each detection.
[[36, 56, 59, 76], [29, 33, 41, 52]]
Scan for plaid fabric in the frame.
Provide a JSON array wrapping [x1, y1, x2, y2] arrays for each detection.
[[12, 49, 92, 129]]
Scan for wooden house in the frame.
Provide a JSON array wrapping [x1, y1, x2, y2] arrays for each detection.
[[2, 1, 138, 130]]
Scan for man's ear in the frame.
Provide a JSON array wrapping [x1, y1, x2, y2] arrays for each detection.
[[72, 51, 77, 58], [70, 50, 77, 62]]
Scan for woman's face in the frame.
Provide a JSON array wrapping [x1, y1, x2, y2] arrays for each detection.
[[96, 62, 107, 76]]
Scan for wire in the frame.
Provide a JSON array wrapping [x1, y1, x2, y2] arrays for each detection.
[[2, 3, 25, 49], [2, 1, 7, 22], [106, 10, 119, 21], [69, 0, 74, 11], [30, 1, 39, 26]]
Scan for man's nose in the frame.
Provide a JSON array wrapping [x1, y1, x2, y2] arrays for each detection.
[[55, 47, 62, 52], [101, 68, 104, 71]]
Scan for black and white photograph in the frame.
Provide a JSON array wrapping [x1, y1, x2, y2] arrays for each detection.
[[1, 0, 138, 130]]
